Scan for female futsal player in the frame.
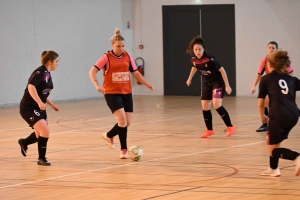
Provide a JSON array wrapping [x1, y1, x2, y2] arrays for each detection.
[[18, 51, 60, 166], [258, 50, 300, 177], [251, 41, 294, 132], [186, 35, 235, 138], [89, 28, 154, 159]]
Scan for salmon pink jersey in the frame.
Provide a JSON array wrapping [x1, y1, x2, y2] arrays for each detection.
[[94, 51, 138, 94], [257, 56, 293, 75]]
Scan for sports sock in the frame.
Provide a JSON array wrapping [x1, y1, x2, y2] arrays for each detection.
[[203, 110, 213, 130], [118, 126, 127, 150], [269, 156, 279, 170], [216, 106, 233, 127], [107, 123, 119, 138], [23, 132, 38, 146], [38, 136, 49, 159], [264, 107, 269, 116], [272, 148, 300, 161]]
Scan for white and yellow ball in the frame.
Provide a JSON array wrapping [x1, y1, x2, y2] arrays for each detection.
[[128, 145, 143, 161]]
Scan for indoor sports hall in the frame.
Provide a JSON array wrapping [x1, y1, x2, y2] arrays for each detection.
[[1, 0, 300, 199]]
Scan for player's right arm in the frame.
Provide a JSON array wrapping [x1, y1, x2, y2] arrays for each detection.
[[28, 84, 46, 110], [186, 66, 197, 86], [89, 54, 107, 94], [89, 66, 105, 94], [257, 77, 268, 123], [251, 74, 262, 94]]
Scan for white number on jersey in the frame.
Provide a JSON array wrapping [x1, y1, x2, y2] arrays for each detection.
[[279, 79, 289, 94]]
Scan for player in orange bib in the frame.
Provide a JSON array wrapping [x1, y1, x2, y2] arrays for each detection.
[[89, 28, 154, 159]]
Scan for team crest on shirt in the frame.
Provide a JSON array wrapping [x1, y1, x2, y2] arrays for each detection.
[[36, 71, 40, 74], [199, 70, 211, 75], [112, 72, 130, 82], [211, 58, 214, 61]]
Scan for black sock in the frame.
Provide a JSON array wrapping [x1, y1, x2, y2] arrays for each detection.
[[118, 126, 127, 150], [203, 110, 213, 130], [23, 132, 38, 146], [272, 148, 300, 161], [215, 106, 233, 127], [263, 123, 268, 126], [38, 136, 49, 159], [107, 123, 119, 138], [269, 156, 279, 170], [264, 107, 269, 116]]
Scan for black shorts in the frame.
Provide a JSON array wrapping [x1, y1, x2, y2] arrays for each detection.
[[201, 81, 225, 100], [267, 118, 298, 145], [104, 94, 133, 113], [20, 108, 48, 128]]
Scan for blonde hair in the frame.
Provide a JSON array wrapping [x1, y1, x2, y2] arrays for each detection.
[[267, 50, 291, 72], [109, 28, 124, 44]]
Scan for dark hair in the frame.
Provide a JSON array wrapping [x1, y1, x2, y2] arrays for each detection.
[[186, 35, 206, 54], [109, 28, 124, 44], [267, 50, 290, 72], [268, 41, 278, 49], [41, 51, 59, 65]]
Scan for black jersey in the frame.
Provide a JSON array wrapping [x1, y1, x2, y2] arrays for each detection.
[[20, 66, 53, 109], [191, 52, 223, 83], [258, 70, 300, 120]]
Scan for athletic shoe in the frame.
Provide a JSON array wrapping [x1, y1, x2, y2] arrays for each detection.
[[200, 130, 214, 138], [18, 139, 28, 157], [119, 149, 128, 159], [102, 132, 115, 149], [260, 167, 281, 177], [226, 126, 236, 137], [256, 124, 268, 132], [37, 158, 51, 166], [295, 156, 300, 176]]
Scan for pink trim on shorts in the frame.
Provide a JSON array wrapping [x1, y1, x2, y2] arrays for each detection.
[[212, 87, 223, 98]]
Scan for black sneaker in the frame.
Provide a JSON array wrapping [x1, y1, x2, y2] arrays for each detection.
[[256, 124, 268, 132], [18, 139, 28, 157], [37, 158, 51, 166]]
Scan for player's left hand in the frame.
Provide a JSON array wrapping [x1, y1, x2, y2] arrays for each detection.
[[51, 104, 60, 112], [225, 86, 232, 95]]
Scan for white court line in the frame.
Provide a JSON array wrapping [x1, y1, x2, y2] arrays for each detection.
[[0, 112, 258, 132], [0, 140, 264, 189], [0, 116, 190, 142]]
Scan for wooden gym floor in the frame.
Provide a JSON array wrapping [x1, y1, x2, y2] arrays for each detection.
[[0, 96, 300, 200]]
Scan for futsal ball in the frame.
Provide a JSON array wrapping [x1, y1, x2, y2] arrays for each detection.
[[128, 145, 143, 161]]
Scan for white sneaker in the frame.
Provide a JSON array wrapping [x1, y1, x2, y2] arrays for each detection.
[[295, 156, 300, 176], [102, 133, 115, 149], [260, 167, 281, 177], [119, 149, 128, 159]]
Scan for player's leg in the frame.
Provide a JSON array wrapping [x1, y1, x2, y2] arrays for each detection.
[[18, 109, 42, 157], [212, 84, 235, 137], [103, 94, 124, 150], [113, 108, 128, 159], [261, 141, 281, 177], [200, 83, 214, 138], [33, 119, 51, 166], [256, 96, 269, 132]]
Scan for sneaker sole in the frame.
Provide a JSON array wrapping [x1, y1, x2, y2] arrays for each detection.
[[261, 174, 281, 177], [256, 129, 268, 132], [37, 161, 51, 166], [18, 139, 27, 157]]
